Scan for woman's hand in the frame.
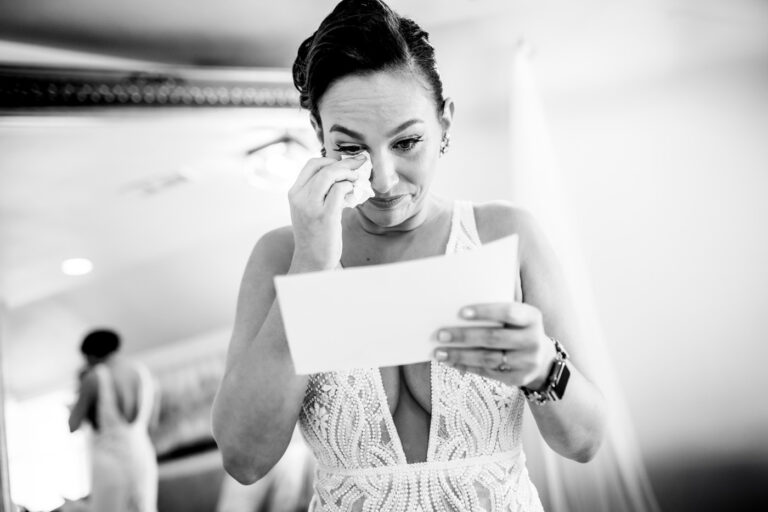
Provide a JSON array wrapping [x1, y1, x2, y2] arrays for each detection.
[[288, 154, 367, 272], [433, 302, 558, 388]]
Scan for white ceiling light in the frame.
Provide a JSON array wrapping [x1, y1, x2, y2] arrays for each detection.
[[244, 133, 312, 189], [61, 258, 93, 276]]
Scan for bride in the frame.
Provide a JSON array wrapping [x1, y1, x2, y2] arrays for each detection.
[[212, 1, 607, 510], [68, 329, 158, 512]]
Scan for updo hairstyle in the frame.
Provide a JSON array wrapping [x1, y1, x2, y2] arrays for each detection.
[[292, 0, 445, 123], [80, 329, 121, 359]]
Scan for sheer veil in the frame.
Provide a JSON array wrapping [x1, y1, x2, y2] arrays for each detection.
[[510, 43, 662, 512]]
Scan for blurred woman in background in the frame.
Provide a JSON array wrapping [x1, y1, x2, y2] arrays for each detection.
[[69, 329, 158, 512]]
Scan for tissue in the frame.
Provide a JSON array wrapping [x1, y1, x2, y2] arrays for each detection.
[[340, 151, 375, 208]]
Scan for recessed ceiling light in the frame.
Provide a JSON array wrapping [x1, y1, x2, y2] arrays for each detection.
[[61, 258, 93, 276]]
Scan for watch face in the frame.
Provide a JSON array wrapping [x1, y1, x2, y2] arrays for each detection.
[[553, 363, 571, 399]]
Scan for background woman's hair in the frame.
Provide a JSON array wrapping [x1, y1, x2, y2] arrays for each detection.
[[292, 0, 445, 122], [81, 329, 121, 358]]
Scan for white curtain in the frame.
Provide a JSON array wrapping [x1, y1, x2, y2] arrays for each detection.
[[510, 43, 662, 512]]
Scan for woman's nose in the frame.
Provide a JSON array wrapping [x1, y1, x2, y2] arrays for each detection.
[[369, 153, 399, 194]]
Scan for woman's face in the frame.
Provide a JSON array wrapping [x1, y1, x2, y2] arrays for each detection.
[[315, 68, 452, 230]]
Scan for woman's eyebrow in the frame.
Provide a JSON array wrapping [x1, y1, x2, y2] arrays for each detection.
[[329, 125, 364, 139], [386, 119, 424, 137], [328, 119, 425, 139]]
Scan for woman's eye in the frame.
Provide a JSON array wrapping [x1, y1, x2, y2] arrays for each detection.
[[394, 137, 422, 152], [335, 145, 362, 155]]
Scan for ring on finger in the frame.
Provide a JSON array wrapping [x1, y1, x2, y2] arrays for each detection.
[[496, 350, 513, 372]]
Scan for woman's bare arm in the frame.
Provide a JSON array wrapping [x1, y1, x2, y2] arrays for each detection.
[[211, 226, 310, 484], [212, 156, 373, 482], [68, 371, 97, 433], [477, 202, 607, 462]]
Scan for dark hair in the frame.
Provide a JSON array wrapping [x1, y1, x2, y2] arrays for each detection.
[[292, 0, 445, 122], [80, 329, 121, 358]]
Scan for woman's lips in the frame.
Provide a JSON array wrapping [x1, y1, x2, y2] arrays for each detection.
[[367, 195, 407, 209]]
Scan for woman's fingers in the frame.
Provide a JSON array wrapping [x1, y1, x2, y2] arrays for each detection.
[[292, 156, 366, 206], [309, 167, 360, 205], [435, 326, 528, 349], [433, 347, 532, 381], [460, 302, 542, 329], [435, 347, 515, 369], [291, 155, 363, 195], [432, 302, 552, 386], [325, 180, 354, 212], [292, 157, 338, 189]]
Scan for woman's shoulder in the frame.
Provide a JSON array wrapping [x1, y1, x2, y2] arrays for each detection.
[[80, 366, 101, 389], [102, 359, 138, 384], [471, 200, 540, 245], [246, 225, 296, 274], [258, 225, 295, 249], [472, 201, 560, 283]]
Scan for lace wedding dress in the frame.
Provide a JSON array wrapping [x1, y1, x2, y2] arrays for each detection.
[[90, 362, 158, 512], [299, 201, 544, 511]]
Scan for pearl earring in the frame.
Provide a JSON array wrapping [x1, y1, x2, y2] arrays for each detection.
[[440, 133, 451, 155]]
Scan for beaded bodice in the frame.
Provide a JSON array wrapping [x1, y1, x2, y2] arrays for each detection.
[[298, 201, 544, 512]]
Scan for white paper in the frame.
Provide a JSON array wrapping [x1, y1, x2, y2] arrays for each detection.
[[274, 234, 519, 374]]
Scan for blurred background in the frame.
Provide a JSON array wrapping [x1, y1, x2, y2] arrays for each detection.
[[1, 0, 767, 511]]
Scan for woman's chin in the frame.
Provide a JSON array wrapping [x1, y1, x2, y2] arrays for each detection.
[[358, 203, 409, 229]]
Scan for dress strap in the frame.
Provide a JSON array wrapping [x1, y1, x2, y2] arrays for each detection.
[[445, 200, 524, 302], [445, 200, 482, 254]]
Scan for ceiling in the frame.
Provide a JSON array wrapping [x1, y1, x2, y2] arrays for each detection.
[[1, 0, 766, 98], [0, 0, 535, 68], [1, 0, 767, 398]]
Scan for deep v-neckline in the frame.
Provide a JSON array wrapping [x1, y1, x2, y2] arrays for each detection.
[[372, 362, 439, 466], [365, 200, 465, 466]]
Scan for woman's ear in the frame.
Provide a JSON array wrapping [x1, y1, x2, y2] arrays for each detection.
[[440, 98, 455, 134]]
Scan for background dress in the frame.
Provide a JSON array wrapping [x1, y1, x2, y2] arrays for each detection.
[[90, 362, 158, 512]]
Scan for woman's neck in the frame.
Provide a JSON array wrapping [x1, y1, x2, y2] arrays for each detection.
[[340, 195, 453, 268], [92, 354, 118, 367], [349, 195, 449, 237]]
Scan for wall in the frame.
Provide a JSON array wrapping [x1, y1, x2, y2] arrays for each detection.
[[429, 12, 768, 511], [547, 61, 768, 458]]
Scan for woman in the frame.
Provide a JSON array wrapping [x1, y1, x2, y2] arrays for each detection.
[[68, 329, 158, 512], [211, 0, 607, 510]]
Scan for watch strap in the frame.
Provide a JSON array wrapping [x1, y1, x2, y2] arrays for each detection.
[[521, 337, 570, 405]]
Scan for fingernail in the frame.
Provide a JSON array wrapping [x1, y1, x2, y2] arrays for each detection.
[[460, 307, 476, 319], [434, 349, 448, 361], [353, 153, 367, 159], [436, 330, 452, 342]]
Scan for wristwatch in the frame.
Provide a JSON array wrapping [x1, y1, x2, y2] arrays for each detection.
[[521, 337, 571, 405]]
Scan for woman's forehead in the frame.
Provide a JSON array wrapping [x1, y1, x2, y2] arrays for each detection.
[[318, 70, 438, 133]]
